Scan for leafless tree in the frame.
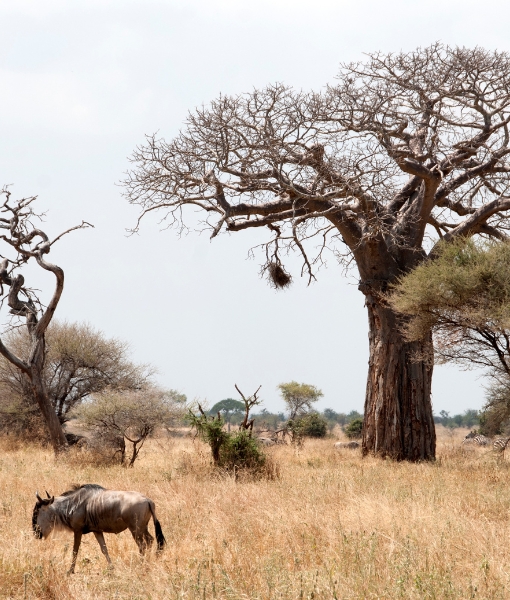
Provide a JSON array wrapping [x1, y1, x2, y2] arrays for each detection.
[[124, 45, 510, 461], [0, 188, 91, 452], [235, 383, 262, 433]]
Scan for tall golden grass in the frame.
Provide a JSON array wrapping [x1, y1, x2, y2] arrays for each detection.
[[1, 426, 509, 599]]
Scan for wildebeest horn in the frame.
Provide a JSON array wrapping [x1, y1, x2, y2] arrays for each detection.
[[45, 490, 51, 498], [36, 491, 43, 503]]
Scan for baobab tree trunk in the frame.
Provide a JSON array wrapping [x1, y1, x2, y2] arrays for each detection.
[[361, 295, 435, 461]]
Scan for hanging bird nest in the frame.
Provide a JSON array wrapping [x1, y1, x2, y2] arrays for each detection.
[[266, 262, 292, 289]]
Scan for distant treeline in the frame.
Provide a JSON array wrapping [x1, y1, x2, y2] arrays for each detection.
[[224, 407, 479, 430], [433, 410, 479, 429], [249, 408, 364, 430]]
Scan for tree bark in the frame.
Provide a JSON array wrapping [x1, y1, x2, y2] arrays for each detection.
[[29, 369, 68, 453], [361, 293, 435, 461]]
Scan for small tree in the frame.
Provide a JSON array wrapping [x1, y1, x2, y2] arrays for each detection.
[[208, 399, 245, 424], [277, 381, 323, 419], [75, 387, 184, 467], [188, 405, 228, 465], [0, 188, 91, 452], [188, 385, 270, 476], [0, 321, 153, 430]]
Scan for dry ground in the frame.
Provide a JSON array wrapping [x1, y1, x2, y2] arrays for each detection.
[[1, 426, 510, 599]]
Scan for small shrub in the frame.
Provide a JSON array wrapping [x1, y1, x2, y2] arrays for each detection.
[[0, 394, 49, 443], [188, 406, 279, 480], [300, 413, 328, 438], [345, 418, 363, 439], [287, 413, 328, 444], [221, 430, 265, 469]]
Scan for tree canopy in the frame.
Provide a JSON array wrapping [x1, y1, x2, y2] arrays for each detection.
[[74, 387, 185, 467], [125, 45, 510, 274], [277, 381, 323, 419], [0, 321, 154, 425], [209, 399, 245, 421], [390, 238, 510, 377]]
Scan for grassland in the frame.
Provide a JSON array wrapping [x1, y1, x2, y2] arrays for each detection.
[[1, 426, 510, 599]]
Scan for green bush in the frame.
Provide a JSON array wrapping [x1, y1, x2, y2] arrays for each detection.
[[288, 413, 328, 442], [345, 418, 363, 439], [220, 430, 266, 470], [187, 409, 279, 480], [300, 413, 328, 438]]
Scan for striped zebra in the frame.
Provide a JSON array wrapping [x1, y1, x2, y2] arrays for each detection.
[[493, 437, 510, 452], [462, 433, 491, 446]]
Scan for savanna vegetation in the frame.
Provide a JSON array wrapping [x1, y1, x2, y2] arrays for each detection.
[[2, 426, 510, 599], [6, 42, 510, 599]]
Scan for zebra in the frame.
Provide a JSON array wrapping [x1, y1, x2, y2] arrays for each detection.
[[462, 433, 491, 446], [493, 437, 510, 452]]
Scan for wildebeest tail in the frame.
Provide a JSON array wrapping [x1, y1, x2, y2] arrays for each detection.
[[149, 500, 166, 551], [154, 519, 166, 551]]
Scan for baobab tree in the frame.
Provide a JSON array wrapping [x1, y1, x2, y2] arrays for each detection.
[[124, 45, 510, 460], [0, 188, 91, 452]]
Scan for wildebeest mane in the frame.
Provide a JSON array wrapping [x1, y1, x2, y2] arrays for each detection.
[[52, 484, 106, 530], [61, 483, 105, 497]]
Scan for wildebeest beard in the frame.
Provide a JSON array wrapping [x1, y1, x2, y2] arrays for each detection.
[[32, 503, 43, 539]]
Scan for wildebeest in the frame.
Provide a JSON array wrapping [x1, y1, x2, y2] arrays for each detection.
[[32, 484, 165, 574], [334, 441, 360, 450]]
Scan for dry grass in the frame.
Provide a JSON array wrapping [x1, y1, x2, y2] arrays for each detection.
[[1, 426, 510, 599]]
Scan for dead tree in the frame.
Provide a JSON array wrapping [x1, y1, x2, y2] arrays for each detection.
[[0, 188, 91, 453], [124, 45, 510, 460], [235, 384, 262, 434]]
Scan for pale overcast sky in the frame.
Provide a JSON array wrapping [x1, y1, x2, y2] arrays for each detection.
[[0, 0, 507, 415]]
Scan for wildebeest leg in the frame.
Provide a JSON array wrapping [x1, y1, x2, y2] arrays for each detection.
[[142, 529, 154, 550], [129, 526, 152, 555], [68, 531, 82, 575], [93, 532, 113, 568]]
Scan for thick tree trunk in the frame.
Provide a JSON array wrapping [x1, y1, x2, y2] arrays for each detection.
[[361, 296, 436, 461]]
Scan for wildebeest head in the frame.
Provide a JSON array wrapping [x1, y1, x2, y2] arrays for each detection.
[[32, 491, 55, 539]]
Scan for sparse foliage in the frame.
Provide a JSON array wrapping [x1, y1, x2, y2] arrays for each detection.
[[74, 387, 184, 467], [188, 386, 276, 478], [479, 382, 510, 437], [391, 239, 510, 377], [187, 405, 228, 466]]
